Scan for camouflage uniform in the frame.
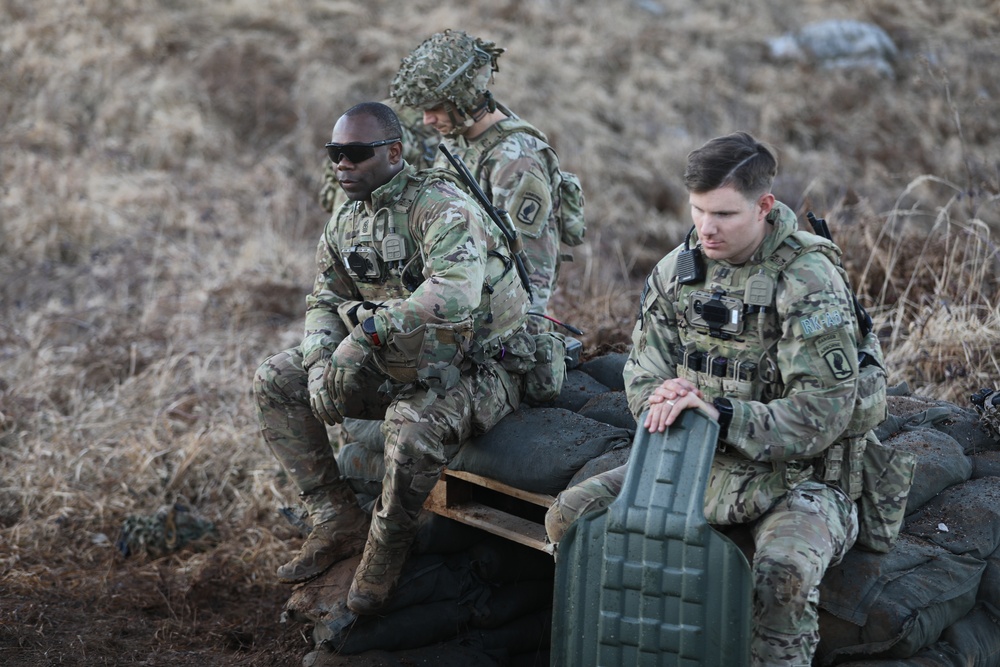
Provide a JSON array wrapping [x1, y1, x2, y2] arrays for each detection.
[[390, 29, 576, 333], [117, 501, 219, 559], [428, 110, 563, 331], [547, 202, 861, 666], [255, 162, 530, 600]]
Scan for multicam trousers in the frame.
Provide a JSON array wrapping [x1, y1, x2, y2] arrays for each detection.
[[545, 462, 858, 667], [254, 346, 524, 547]]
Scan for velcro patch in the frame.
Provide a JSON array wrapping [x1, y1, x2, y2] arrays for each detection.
[[816, 333, 854, 380], [798, 308, 847, 339], [515, 193, 543, 226]]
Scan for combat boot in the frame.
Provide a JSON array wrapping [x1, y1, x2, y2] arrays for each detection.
[[277, 486, 369, 584], [345, 532, 414, 615]]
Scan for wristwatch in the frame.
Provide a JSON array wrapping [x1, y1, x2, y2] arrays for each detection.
[[361, 317, 381, 347], [713, 397, 734, 440]]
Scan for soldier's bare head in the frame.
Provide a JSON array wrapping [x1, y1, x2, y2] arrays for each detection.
[[329, 102, 404, 202], [340, 102, 403, 142], [684, 132, 778, 200]]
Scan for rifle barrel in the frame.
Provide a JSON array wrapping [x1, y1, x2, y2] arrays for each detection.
[[806, 211, 872, 337], [439, 144, 533, 301]]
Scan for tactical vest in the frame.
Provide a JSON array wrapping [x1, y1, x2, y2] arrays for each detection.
[[663, 230, 888, 485], [666, 231, 848, 400], [449, 113, 586, 247], [662, 226, 910, 552], [330, 168, 529, 377]]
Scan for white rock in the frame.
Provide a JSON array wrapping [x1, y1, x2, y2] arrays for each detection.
[[768, 19, 897, 76]]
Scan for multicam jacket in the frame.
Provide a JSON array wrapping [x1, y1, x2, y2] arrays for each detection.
[[433, 108, 563, 318], [624, 202, 860, 465], [301, 163, 529, 372]]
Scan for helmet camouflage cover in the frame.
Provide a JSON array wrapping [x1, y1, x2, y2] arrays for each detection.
[[390, 29, 504, 115]]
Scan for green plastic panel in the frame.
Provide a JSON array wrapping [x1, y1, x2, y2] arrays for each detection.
[[551, 409, 752, 666]]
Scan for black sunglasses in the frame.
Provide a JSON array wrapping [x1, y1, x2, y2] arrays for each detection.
[[325, 138, 400, 164]]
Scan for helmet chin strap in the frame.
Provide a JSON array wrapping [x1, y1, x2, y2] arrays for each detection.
[[455, 93, 497, 136], [441, 104, 469, 137], [442, 94, 493, 137]]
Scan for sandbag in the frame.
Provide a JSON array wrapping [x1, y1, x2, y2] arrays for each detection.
[[319, 552, 490, 654], [884, 395, 957, 424], [834, 645, 975, 667], [971, 450, 1000, 479], [455, 608, 552, 656], [905, 476, 1000, 560], [816, 534, 985, 664], [413, 513, 487, 556], [938, 604, 1000, 666], [303, 645, 502, 667], [576, 391, 637, 431], [375, 552, 485, 614], [881, 427, 971, 515], [448, 407, 631, 495], [576, 352, 628, 390], [467, 535, 555, 584], [550, 369, 611, 412], [566, 441, 631, 488], [978, 549, 1000, 617], [468, 580, 553, 630], [836, 606, 1000, 666], [335, 599, 477, 654], [932, 408, 1000, 454]]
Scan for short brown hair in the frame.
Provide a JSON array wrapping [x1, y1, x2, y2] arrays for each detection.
[[683, 131, 778, 198]]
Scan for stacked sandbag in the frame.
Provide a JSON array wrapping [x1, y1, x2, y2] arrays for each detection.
[[287, 514, 556, 666], [816, 391, 1000, 666], [292, 354, 1000, 666]]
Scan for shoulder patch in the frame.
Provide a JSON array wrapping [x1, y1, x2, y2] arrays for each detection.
[[797, 307, 847, 338], [816, 333, 854, 380], [515, 193, 543, 226]]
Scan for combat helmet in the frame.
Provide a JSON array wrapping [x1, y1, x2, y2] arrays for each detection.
[[390, 29, 504, 131]]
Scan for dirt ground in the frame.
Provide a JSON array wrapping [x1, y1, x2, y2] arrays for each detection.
[[1, 540, 304, 666]]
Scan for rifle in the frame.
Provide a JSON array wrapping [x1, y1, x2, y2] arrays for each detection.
[[439, 144, 533, 302], [806, 212, 873, 337]]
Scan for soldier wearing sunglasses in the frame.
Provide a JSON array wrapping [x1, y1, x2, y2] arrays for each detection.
[[254, 101, 534, 615], [318, 102, 439, 215]]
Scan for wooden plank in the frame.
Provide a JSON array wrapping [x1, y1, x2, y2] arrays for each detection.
[[443, 469, 556, 508], [423, 471, 556, 554], [429, 499, 553, 554]]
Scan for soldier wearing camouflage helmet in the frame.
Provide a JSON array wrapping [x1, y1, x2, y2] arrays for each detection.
[[254, 101, 534, 615], [390, 29, 585, 334], [546, 132, 882, 666]]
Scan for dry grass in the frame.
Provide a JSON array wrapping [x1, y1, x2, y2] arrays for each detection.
[[2, 0, 1000, 663]]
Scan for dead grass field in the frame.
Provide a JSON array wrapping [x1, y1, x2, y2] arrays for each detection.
[[2, 0, 999, 664]]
